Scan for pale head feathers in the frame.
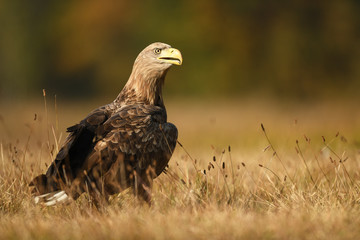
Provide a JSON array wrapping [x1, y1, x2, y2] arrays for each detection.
[[116, 43, 181, 106]]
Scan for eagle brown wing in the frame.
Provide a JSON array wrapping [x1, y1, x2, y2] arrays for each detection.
[[29, 105, 112, 194], [70, 104, 178, 199]]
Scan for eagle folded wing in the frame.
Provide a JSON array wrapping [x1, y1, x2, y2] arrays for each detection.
[[66, 104, 178, 198], [93, 104, 178, 171], [32, 105, 111, 193]]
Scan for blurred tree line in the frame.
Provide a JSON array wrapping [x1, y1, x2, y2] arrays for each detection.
[[0, 0, 359, 101]]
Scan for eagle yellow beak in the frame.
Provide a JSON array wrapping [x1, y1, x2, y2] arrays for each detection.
[[158, 48, 183, 65]]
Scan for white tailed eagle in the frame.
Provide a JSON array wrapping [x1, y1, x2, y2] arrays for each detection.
[[30, 42, 182, 206]]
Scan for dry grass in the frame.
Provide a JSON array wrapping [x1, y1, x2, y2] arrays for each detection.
[[1, 97, 360, 239]]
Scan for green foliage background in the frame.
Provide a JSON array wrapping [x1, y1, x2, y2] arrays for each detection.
[[1, 0, 359, 100]]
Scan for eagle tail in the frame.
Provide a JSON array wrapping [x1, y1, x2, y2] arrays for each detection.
[[34, 190, 69, 206]]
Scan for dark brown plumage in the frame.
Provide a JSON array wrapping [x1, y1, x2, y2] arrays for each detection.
[[30, 42, 182, 205]]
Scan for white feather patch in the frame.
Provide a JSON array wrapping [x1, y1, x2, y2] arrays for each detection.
[[34, 190, 69, 206]]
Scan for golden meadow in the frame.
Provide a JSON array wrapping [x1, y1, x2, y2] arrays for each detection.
[[1, 97, 360, 239]]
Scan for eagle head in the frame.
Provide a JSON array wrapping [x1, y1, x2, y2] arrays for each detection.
[[134, 42, 183, 72], [121, 43, 183, 105]]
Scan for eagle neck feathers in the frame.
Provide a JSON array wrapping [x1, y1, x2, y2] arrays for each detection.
[[115, 64, 168, 108]]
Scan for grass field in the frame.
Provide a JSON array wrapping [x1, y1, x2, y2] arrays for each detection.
[[1, 97, 360, 239]]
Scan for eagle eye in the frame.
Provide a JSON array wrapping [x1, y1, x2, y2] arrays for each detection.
[[154, 48, 161, 54]]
